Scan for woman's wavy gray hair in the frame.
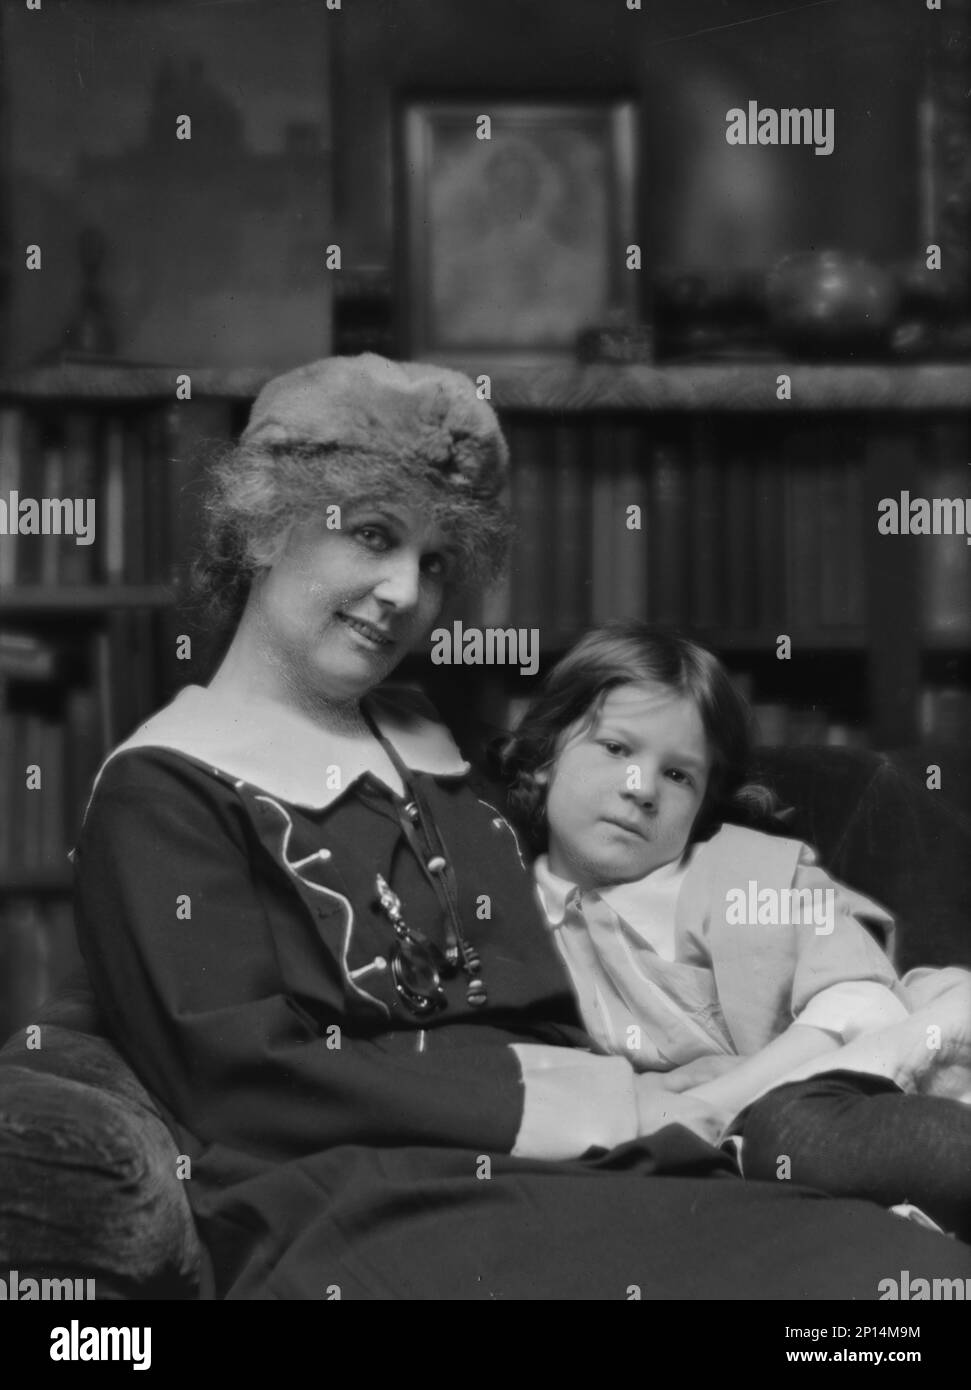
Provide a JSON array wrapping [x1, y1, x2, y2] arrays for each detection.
[[190, 354, 511, 636]]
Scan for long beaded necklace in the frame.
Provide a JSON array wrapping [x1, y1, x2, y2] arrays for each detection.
[[362, 709, 487, 1010]]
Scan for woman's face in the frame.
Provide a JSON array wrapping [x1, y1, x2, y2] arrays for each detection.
[[251, 500, 454, 703]]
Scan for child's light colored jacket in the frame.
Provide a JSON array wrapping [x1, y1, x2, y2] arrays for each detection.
[[537, 823, 903, 1065]]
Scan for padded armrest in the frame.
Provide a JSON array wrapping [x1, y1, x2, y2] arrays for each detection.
[[0, 987, 201, 1299], [748, 747, 971, 972]]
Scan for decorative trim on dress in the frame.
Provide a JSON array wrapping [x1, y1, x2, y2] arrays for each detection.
[[254, 792, 390, 1019]]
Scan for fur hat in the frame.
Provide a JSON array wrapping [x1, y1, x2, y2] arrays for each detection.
[[242, 353, 508, 499]]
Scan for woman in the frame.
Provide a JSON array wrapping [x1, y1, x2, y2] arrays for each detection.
[[74, 354, 971, 1299]]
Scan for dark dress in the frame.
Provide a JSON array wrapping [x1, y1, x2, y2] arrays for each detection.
[[74, 741, 971, 1300]]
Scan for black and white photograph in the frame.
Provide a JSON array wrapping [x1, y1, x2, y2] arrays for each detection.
[[1, 0, 970, 1337]]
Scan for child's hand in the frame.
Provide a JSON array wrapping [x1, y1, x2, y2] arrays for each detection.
[[634, 1079, 729, 1146], [655, 1055, 746, 1093]]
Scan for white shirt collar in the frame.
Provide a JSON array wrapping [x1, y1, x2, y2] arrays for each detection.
[[533, 851, 691, 929], [92, 681, 470, 809], [533, 854, 578, 926]]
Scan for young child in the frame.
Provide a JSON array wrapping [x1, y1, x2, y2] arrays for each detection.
[[501, 622, 971, 1238]]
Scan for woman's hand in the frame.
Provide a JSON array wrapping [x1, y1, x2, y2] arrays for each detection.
[[634, 1076, 729, 1146], [654, 1055, 747, 1093]]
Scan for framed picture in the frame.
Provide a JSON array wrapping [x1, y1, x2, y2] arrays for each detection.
[[400, 98, 638, 363]]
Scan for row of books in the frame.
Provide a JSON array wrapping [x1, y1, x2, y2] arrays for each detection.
[[0, 622, 163, 874], [500, 665, 971, 751], [0, 403, 179, 588], [0, 702, 99, 874], [501, 685, 871, 750], [4, 401, 967, 643], [474, 418, 971, 641], [0, 896, 81, 1042]]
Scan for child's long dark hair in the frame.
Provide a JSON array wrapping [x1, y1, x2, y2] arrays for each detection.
[[499, 622, 777, 851]]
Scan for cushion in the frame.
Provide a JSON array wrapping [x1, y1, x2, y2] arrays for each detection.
[[749, 747, 971, 972], [0, 974, 201, 1299]]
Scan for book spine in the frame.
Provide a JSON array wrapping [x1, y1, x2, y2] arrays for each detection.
[[7, 711, 28, 870], [23, 715, 45, 869], [131, 609, 159, 732], [589, 422, 617, 626], [105, 610, 138, 744], [0, 406, 22, 589], [610, 421, 649, 623], [844, 456, 866, 630], [40, 438, 66, 587], [651, 434, 688, 627], [13, 416, 45, 585], [0, 703, 13, 871], [142, 408, 172, 585], [816, 425, 860, 629], [66, 683, 102, 844], [551, 421, 588, 637], [94, 626, 115, 750], [921, 423, 971, 639], [724, 427, 758, 633], [0, 898, 50, 1038], [753, 440, 786, 635], [782, 429, 819, 637], [61, 412, 98, 586], [123, 414, 147, 584], [39, 718, 67, 870], [102, 415, 126, 583], [687, 419, 723, 633]]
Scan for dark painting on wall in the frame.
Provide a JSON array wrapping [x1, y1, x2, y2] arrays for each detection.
[[400, 99, 638, 362], [3, 0, 334, 371]]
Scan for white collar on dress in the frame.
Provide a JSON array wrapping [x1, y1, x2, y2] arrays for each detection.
[[91, 681, 470, 810]]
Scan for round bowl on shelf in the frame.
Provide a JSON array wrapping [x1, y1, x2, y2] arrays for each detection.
[[765, 251, 900, 359]]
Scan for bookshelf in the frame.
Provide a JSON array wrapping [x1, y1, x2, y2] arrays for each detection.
[[3, 359, 969, 409], [486, 400, 970, 755], [0, 376, 245, 1036], [0, 585, 173, 614], [1, 359, 969, 1034]]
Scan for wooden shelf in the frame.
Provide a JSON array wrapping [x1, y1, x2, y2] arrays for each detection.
[[0, 585, 175, 615], [0, 363, 268, 402], [518, 628, 869, 655], [1, 360, 969, 412], [0, 868, 72, 893], [699, 628, 867, 653], [407, 361, 971, 413], [924, 632, 971, 652]]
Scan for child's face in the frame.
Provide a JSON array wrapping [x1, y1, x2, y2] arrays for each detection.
[[542, 682, 711, 890]]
